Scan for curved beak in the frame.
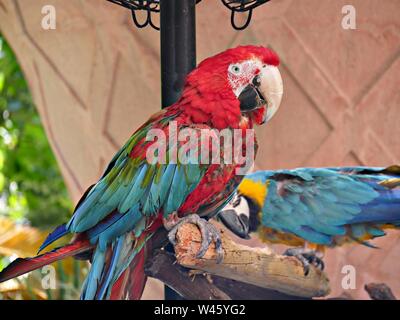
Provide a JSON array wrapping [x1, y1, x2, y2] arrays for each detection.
[[219, 209, 250, 239], [218, 194, 251, 239], [258, 65, 283, 123], [238, 65, 283, 123]]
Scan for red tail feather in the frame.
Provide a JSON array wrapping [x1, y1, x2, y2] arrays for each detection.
[[110, 245, 147, 300], [0, 239, 93, 283]]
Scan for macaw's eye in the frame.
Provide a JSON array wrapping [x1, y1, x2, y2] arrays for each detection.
[[230, 64, 241, 74]]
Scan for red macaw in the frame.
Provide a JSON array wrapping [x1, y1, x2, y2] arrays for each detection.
[[0, 45, 283, 299]]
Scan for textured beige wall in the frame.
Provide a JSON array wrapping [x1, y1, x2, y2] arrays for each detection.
[[0, 0, 399, 299]]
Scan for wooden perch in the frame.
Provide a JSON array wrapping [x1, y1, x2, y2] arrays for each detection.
[[173, 223, 331, 298], [145, 249, 310, 300], [365, 283, 397, 300], [145, 249, 230, 300]]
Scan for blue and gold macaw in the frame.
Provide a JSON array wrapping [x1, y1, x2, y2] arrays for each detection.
[[219, 166, 400, 274]]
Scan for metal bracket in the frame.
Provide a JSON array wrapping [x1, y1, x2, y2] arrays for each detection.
[[106, 0, 269, 30], [221, 0, 270, 30]]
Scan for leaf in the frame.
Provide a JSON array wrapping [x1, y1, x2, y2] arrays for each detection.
[[0, 173, 5, 192], [0, 216, 46, 257], [0, 72, 5, 92], [0, 217, 87, 300]]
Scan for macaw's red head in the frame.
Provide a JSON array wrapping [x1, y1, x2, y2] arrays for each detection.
[[178, 45, 283, 130]]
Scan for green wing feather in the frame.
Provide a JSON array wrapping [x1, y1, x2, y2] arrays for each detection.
[[67, 117, 209, 247]]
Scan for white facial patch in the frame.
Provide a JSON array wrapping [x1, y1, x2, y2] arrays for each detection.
[[227, 60, 283, 124], [227, 59, 263, 97], [224, 193, 250, 219]]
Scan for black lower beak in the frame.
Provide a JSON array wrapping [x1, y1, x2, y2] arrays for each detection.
[[238, 75, 266, 112], [219, 210, 250, 239]]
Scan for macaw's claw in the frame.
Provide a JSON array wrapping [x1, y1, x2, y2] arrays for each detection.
[[284, 247, 325, 276], [167, 214, 224, 264]]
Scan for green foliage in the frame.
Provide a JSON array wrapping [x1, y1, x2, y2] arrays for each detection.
[[0, 34, 72, 228]]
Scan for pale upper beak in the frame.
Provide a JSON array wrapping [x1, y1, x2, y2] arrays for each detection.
[[258, 65, 283, 123], [237, 64, 283, 122]]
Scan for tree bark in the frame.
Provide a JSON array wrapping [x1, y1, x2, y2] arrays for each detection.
[[173, 223, 331, 298], [365, 283, 397, 300], [145, 249, 231, 300], [145, 249, 311, 300]]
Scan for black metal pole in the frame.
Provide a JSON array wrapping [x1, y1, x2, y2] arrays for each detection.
[[160, 0, 197, 300], [160, 0, 196, 108]]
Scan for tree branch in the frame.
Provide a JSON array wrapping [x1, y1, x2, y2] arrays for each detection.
[[173, 223, 331, 298], [145, 249, 230, 300], [365, 283, 397, 300], [211, 276, 309, 300], [145, 248, 310, 300]]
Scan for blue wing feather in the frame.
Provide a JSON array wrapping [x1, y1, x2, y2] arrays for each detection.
[[246, 166, 400, 245], [38, 224, 68, 254], [37, 117, 214, 299]]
